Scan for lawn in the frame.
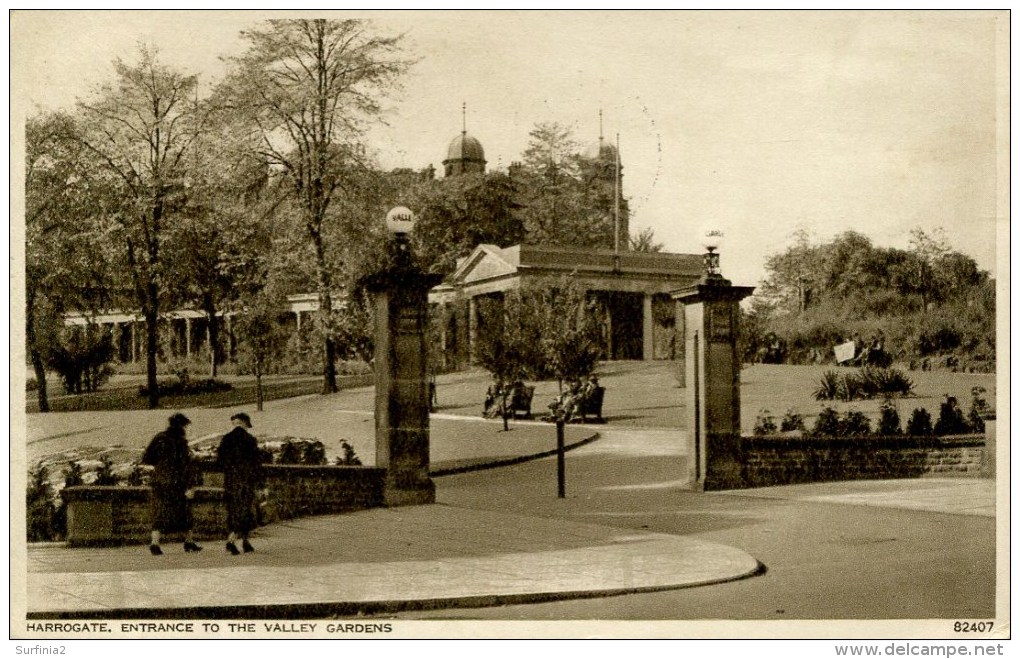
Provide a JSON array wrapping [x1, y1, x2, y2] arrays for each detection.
[[24, 361, 996, 439], [432, 361, 996, 434], [24, 373, 374, 413]]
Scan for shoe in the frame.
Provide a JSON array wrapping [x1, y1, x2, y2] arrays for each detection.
[[241, 539, 254, 553], [183, 541, 203, 553], [226, 541, 240, 555], [149, 544, 163, 556]]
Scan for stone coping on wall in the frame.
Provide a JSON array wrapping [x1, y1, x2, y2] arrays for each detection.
[[60, 485, 222, 504], [59, 464, 387, 547], [740, 433, 985, 448]]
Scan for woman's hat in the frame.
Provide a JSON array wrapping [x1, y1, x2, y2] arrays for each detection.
[[168, 413, 191, 428], [231, 412, 253, 428]]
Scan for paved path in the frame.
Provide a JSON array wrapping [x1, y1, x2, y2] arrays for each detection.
[[398, 429, 997, 622], [23, 424, 765, 619], [716, 478, 995, 517], [26, 504, 761, 618], [23, 424, 996, 621]]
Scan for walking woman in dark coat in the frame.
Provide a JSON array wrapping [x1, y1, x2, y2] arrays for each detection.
[[217, 412, 265, 555], [141, 413, 202, 555]]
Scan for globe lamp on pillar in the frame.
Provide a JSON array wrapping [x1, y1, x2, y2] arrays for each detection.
[[702, 229, 724, 279]]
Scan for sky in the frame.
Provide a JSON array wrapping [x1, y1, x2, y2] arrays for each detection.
[[11, 9, 1008, 288]]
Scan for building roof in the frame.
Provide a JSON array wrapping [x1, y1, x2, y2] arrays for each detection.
[[439, 243, 705, 298], [584, 138, 619, 162], [444, 132, 486, 164]]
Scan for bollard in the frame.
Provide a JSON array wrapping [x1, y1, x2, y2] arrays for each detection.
[[556, 419, 565, 498]]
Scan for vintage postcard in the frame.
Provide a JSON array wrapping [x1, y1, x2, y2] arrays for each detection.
[[9, 8, 1010, 648]]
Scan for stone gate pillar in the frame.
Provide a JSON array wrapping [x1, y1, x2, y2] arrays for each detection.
[[363, 208, 443, 507], [672, 275, 754, 491]]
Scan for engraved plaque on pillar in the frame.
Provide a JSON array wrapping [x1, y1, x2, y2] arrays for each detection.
[[708, 304, 732, 342], [397, 308, 419, 334]]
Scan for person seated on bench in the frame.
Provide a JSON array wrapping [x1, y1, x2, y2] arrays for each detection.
[[483, 377, 505, 418], [508, 380, 534, 419], [548, 379, 582, 422]]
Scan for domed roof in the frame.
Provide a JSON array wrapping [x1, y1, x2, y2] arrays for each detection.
[[584, 138, 619, 162], [446, 132, 486, 163]]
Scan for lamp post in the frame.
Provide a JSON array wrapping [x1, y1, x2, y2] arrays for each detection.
[[386, 206, 416, 260]]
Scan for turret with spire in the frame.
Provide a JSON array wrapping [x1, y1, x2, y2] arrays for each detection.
[[583, 109, 628, 251], [443, 102, 487, 177]]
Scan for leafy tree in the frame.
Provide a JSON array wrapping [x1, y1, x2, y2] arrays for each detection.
[[521, 121, 581, 177], [217, 18, 411, 394], [629, 227, 664, 253], [839, 410, 872, 437], [521, 276, 603, 388], [754, 409, 778, 435], [25, 112, 117, 411], [475, 292, 532, 430], [934, 396, 969, 436], [412, 171, 525, 273], [755, 226, 993, 365], [907, 227, 950, 310], [234, 290, 290, 411], [163, 135, 276, 378], [72, 46, 207, 408], [513, 121, 628, 250]]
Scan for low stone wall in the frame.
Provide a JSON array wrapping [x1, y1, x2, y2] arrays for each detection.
[[60, 464, 385, 547], [738, 434, 986, 489]]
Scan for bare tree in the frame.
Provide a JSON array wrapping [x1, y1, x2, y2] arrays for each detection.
[[217, 19, 411, 394]]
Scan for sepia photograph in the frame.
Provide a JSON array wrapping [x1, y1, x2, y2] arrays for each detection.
[[9, 8, 1010, 648]]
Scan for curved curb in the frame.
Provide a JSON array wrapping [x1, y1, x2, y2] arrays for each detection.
[[28, 565, 767, 620], [430, 432, 601, 477], [28, 550, 765, 621]]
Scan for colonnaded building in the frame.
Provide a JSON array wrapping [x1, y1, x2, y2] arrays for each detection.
[[65, 122, 707, 371]]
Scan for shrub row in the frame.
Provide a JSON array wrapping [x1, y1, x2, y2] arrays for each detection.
[[755, 394, 987, 440], [138, 377, 233, 397]]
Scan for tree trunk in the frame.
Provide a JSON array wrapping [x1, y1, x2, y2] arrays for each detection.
[[501, 390, 510, 431], [144, 299, 160, 409], [201, 293, 219, 378], [30, 351, 49, 412], [323, 335, 338, 394], [312, 233, 338, 394], [255, 357, 264, 412], [25, 289, 50, 412], [144, 197, 163, 409]]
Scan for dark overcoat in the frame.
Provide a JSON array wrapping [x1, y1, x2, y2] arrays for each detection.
[[216, 427, 265, 534], [141, 427, 194, 533]]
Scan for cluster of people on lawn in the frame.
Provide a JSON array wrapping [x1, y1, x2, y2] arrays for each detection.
[[757, 330, 891, 367], [840, 331, 891, 367], [141, 411, 264, 556], [482, 374, 602, 422]]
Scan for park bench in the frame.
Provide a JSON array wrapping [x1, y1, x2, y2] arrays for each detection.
[[510, 384, 535, 419], [577, 386, 606, 423]]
